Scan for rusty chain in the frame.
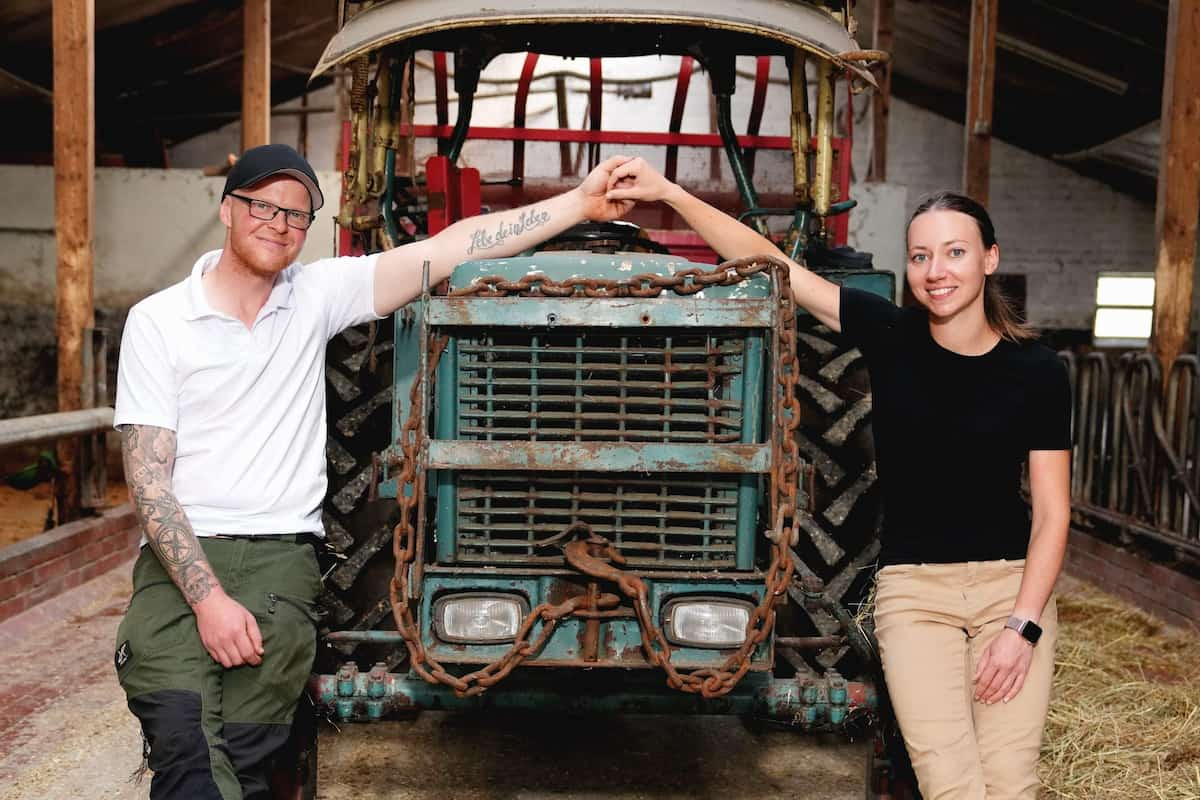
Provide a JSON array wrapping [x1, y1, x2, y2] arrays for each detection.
[[447, 259, 772, 299], [389, 255, 801, 698]]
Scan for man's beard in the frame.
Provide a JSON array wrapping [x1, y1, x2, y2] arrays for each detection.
[[229, 231, 291, 277]]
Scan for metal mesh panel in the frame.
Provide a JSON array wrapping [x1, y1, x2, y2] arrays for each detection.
[[455, 471, 741, 568], [455, 330, 746, 443]]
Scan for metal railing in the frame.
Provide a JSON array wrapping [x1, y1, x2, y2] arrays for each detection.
[[1062, 350, 1200, 560]]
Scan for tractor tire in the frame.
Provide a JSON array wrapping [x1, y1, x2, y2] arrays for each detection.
[[785, 312, 883, 674], [319, 315, 404, 671]]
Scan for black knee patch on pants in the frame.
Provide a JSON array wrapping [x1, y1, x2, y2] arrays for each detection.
[[129, 690, 225, 800], [224, 722, 292, 800]]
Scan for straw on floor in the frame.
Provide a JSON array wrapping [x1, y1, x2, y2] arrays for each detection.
[[1039, 584, 1200, 799]]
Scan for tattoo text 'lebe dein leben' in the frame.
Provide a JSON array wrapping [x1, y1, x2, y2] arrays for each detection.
[[467, 208, 550, 255]]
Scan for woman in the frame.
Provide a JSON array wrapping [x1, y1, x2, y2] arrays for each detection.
[[606, 159, 1071, 800]]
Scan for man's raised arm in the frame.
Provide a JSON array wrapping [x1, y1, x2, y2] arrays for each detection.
[[371, 155, 635, 316], [120, 424, 264, 668]]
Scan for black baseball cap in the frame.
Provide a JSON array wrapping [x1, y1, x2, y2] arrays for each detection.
[[222, 143, 324, 212]]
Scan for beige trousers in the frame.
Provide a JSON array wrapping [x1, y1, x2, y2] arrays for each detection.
[[873, 560, 1057, 800]]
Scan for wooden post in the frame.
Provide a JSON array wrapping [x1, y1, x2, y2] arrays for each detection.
[[1152, 0, 1200, 373], [963, 0, 999, 204], [242, 0, 270, 151], [53, 0, 95, 525], [869, 0, 894, 182]]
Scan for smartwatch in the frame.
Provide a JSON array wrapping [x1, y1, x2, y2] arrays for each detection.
[[1005, 616, 1043, 645]]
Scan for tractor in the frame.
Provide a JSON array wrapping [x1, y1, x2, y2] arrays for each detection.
[[292, 2, 918, 797]]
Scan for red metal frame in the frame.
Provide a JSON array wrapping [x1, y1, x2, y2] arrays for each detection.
[[458, 164, 481, 222], [744, 56, 771, 177], [405, 124, 851, 245], [426, 154, 481, 235], [365, 55, 856, 251], [664, 56, 694, 184], [404, 123, 793, 149]]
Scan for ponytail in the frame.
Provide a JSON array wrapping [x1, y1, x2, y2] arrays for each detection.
[[983, 274, 1037, 343]]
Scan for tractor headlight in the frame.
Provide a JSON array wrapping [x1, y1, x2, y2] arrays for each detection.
[[434, 594, 528, 643], [662, 597, 754, 648]]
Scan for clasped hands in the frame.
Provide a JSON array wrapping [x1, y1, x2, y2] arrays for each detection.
[[574, 155, 677, 221]]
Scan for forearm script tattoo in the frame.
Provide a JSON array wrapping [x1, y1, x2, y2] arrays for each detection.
[[466, 207, 551, 255], [120, 424, 218, 605]]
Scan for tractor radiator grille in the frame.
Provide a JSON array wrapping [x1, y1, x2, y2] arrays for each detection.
[[449, 329, 752, 568], [455, 330, 746, 443], [455, 471, 742, 568]]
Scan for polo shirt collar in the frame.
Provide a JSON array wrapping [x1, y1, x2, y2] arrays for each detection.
[[182, 249, 296, 322]]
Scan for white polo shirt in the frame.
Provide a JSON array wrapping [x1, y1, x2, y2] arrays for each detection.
[[114, 249, 383, 537]]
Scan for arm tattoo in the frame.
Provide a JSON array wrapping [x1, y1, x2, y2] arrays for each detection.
[[466, 207, 551, 255], [120, 424, 219, 606]]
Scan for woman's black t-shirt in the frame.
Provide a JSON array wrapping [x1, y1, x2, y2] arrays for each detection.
[[838, 286, 1072, 566]]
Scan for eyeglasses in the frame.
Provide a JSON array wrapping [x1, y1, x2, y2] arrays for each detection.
[[227, 193, 315, 230]]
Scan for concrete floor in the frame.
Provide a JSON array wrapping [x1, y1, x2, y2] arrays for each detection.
[[0, 565, 870, 800], [316, 715, 868, 800]]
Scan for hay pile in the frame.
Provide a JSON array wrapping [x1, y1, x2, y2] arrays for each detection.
[[1040, 585, 1200, 799]]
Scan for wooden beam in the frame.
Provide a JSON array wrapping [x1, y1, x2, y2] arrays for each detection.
[[869, 0, 894, 182], [963, 0, 999, 204], [53, 0, 95, 524], [1152, 0, 1200, 372], [241, 0, 270, 151]]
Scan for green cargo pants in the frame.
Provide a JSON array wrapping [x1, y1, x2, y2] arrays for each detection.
[[114, 536, 322, 800]]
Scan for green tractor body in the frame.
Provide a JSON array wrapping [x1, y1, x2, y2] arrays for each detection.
[[302, 2, 918, 796]]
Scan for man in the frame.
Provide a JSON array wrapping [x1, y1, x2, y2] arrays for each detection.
[[113, 143, 634, 799]]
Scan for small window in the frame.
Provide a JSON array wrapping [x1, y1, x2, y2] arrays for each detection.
[[1093, 273, 1154, 347]]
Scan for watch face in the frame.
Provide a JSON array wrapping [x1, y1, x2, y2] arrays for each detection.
[[1007, 616, 1043, 644]]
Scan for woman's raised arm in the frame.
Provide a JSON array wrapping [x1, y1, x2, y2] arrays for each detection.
[[606, 157, 842, 331]]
